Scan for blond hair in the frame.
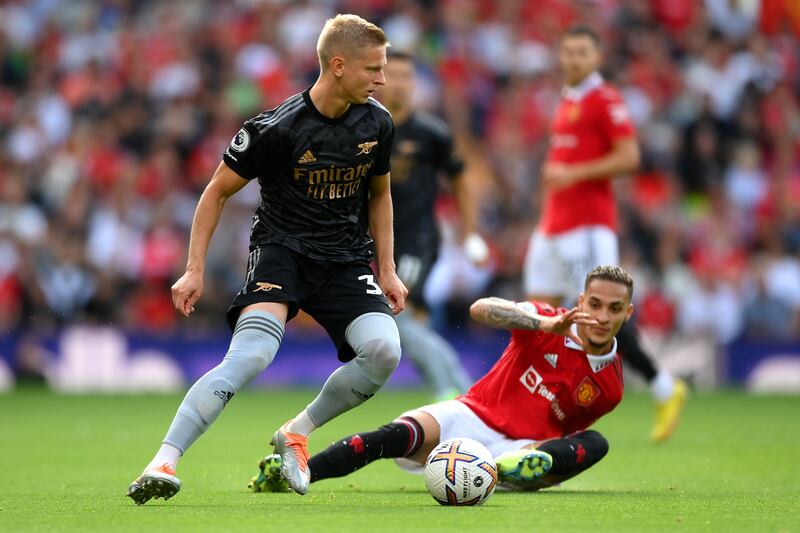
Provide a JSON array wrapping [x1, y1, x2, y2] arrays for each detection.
[[317, 14, 389, 71]]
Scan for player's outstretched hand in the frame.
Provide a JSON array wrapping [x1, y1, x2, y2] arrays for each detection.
[[380, 271, 408, 315], [541, 307, 597, 346], [171, 270, 204, 317]]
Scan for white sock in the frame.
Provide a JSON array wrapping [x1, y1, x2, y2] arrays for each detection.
[[285, 409, 318, 437], [145, 443, 182, 471], [650, 371, 675, 403]]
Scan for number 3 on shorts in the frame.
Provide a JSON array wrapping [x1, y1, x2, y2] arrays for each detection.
[[358, 274, 383, 295]]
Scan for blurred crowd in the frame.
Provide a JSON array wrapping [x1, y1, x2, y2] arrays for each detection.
[[1, 0, 799, 346]]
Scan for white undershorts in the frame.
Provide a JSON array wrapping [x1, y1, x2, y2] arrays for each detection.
[[523, 225, 619, 299], [394, 400, 534, 474]]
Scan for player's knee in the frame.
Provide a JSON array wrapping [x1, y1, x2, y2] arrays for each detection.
[[347, 313, 401, 382], [360, 336, 402, 380], [220, 313, 284, 385], [221, 345, 271, 380]]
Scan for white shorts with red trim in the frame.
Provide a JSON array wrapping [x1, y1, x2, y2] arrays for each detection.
[[394, 399, 534, 474], [523, 225, 619, 299]]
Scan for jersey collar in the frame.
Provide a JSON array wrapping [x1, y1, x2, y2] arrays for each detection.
[[302, 88, 353, 125], [562, 72, 603, 102], [564, 324, 618, 373]]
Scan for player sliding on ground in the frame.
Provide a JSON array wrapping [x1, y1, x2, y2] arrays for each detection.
[[251, 266, 632, 493], [128, 14, 407, 504]]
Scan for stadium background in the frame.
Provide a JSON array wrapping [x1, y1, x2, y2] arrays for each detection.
[[1, 2, 800, 531], [0, 0, 799, 393]]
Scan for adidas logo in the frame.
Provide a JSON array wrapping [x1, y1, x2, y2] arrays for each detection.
[[214, 390, 234, 405], [350, 388, 374, 401], [544, 353, 558, 368], [298, 150, 316, 164]]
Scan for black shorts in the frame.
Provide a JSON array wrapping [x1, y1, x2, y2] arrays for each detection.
[[227, 244, 393, 362], [395, 248, 437, 308]]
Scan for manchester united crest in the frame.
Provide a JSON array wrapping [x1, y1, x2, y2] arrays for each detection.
[[567, 104, 581, 123], [576, 376, 600, 407]]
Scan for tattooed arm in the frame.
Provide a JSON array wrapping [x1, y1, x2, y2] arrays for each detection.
[[469, 297, 542, 331], [470, 297, 598, 344]]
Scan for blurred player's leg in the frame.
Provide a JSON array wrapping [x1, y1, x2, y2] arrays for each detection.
[[651, 378, 688, 443], [127, 310, 284, 505], [395, 311, 471, 399], [497, 430, 608, 491], [616, 321, 688, 442], [276, 312, 401, 494], [523, 230, 566, 300], [616, 320, 658, 381]]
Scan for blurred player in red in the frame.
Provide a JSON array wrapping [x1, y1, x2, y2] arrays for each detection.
[[523, 25, 686, 443], [251, 265, 632, 492]]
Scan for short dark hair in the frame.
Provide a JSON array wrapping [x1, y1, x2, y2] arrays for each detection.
[[562, 24, 601, 47], [585, 265, 634, 300], [387, 50, 415, 63]]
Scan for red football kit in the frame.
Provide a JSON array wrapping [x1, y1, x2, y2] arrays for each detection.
[[539, 72, 636, 235], [458, 301, 624, 441]]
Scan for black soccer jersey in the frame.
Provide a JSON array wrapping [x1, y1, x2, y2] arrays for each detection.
[[223, 89, 394, 263], [390, 111, 464, 256]]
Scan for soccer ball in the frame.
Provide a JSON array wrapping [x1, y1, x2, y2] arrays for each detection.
[[424, 438, 497, 506]]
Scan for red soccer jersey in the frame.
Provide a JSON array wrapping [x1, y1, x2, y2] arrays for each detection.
[[539, 73, 636, 235], [458, 302, 624, 441]]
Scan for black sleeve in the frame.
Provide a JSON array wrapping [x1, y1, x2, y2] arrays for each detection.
[[373, 119, 394, 176], [222, 121, 277, 181], [436, 127, 464, 180]]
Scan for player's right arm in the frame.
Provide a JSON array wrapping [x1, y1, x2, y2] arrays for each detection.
[[434, 118, 488, 264], [541, 137, 639, 190], [469, 297, 596, 345], [542, 88, 639, 190], [171, 161, 249, 317]]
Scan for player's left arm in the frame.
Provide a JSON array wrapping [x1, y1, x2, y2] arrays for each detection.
[[369, 172, 408, 314], [470, 297, 596, 344]]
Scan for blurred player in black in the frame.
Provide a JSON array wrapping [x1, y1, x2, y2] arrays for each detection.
[[379, 51, 487, 399], [128, 14, 407, 503]]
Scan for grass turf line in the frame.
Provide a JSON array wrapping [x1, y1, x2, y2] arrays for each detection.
[[0, 387, 798, 532]]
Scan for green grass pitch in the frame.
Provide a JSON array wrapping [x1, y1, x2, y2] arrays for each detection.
[[1, 387, 798, 532]]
